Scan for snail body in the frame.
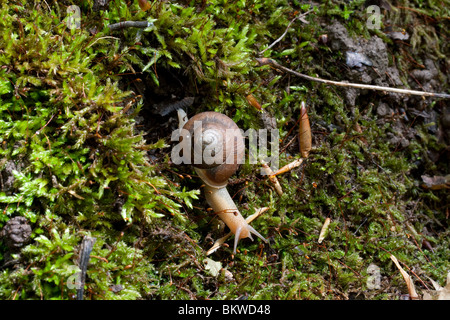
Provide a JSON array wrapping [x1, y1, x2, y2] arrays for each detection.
[[204, 184, 265, 253], [177, 110, 266, 254]]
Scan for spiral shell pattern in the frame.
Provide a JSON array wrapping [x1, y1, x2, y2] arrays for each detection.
[[182, 112, 245, 188]]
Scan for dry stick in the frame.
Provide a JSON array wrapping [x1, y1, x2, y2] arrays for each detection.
[[76, 236, 96, 300], [256, 58, 450, 99], [108, 21, 153, 31]]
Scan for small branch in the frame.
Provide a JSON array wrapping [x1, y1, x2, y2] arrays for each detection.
[[76, 236, 96, 300], [108, 21, 153, 31], [261, 162, 283, 196], [256, 58, 450, 99], [259, 8, 314, 55]]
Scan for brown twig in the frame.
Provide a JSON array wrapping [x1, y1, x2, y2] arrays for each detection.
[[255, 58, 450, 99]]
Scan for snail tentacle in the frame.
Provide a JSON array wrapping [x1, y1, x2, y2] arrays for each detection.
[[233, 225, 243, 255], [247, 225, 267, 243]]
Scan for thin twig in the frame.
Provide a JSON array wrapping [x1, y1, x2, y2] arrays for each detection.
[[259, 8, 314, 55], [261, 162, 283, 196], [256, 58, 450, 99], [108, 21, 153, 31], [85, 36, 119, 49]]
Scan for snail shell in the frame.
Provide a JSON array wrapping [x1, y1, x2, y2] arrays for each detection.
[[182, 112, 245, 188]]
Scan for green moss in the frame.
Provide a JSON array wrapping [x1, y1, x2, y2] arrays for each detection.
[[0, 0, 448, 300], [0, 0, 196, 299]]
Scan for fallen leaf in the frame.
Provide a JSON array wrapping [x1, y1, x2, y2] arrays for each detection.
[[385, 31, 410, 41], [421, 174, 450, 190], [390, 254, 419, 299], [222, 269, 234, 282], [204, 258, 222, 277], [318, 217, 331, 243], [423, 272, 450, 300]]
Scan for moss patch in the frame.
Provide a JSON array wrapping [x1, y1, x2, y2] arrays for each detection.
[[0, 0, 448, 299]]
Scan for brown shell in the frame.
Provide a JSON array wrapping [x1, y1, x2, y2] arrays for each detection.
[[182, 112, 245, 187]]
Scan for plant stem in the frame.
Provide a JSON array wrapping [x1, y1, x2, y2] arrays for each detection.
[[255, 58, 450, 99], [259, 8, 314, 55]]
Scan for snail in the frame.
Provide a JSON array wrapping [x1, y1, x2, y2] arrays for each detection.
[[176, 110, 267, 254]]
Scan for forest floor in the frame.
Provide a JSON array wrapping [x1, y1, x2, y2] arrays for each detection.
[[0, 0, 448, 300]]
